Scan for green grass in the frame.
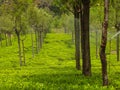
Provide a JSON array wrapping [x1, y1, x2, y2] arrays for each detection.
[[0, 32, 120, 90]]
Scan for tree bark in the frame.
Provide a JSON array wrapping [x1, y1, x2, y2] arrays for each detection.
[[116, 28, 119, 61], [31, 30, 34, 58], [100, 0, 109, 86], [72, 31, 74, 42], [115, 0, 120, 61], [96, 30, 98, 58], [81, 0, 91, 76], [5, 33, 8, 46], [0, 33, 2, 47], [74, 7, 81, 70], [22, 40, 25, 65], [8, 33, 12, 46], [40, 31, 43, 49], [35, 30, 38, 54], [17, 33, 22, 66]]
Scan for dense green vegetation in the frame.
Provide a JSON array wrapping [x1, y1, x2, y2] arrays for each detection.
[[0, 32, 120, 89]]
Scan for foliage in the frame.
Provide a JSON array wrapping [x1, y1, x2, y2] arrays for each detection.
[[0, 33, 120, 89]]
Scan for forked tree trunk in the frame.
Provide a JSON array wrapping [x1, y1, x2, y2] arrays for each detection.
[[81, 0, 91, 76], [74, 7, 81, 70], [99, 0, 109, 86]]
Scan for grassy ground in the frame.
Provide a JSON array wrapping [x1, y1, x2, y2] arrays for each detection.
[[0, 32, 120, 90]]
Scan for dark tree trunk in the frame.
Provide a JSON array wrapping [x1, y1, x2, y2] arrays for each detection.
[[99, 0, 109, 86], [74, 7, 81, 70], [81, 0, 91, 76]]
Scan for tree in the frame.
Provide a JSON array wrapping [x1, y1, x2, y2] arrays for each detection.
[[53, 0, 93, 74], [115, 0, 120, 61], [2, 0, 33, 66], [53, 0, 81, 70], [28, 5, 52, 55], [0, 14, 14, 46], [99, 0, 109, 86], [81, 0, 91, 76]]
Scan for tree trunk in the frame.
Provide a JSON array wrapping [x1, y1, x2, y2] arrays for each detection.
[[5, 33, 8, 46], [72, 31, 74, 42], [99, 0, 109, 86], [22, 40, 25, 65], [17, 34, 22, 66], [31, 30, 34, 58], [81, 0, 91, 76], [40, 31, 43, 49], [74, 8, 81, 70], [115, 0, 120, 61], [0, 33, 2, 47], [116, 28, 119, 61], [35, 30, 38, 54], [8, 33, 12, 46], [96, 30, 98, 58]]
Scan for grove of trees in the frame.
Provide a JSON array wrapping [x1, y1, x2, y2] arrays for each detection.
[[0, 0, 120, 88]]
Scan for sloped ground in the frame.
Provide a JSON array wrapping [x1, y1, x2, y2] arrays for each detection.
[[0, 33, 119, 90]]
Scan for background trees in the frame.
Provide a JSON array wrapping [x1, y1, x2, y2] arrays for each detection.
[[54, 0, 92, 75]]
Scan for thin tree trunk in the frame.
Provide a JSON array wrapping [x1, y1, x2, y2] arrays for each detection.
[[31, 30, 34, 58], [40, 31, 43, 49], [74, 7, 81, 70], [0, 33, 2, 47], [100, 0, 109, 86], [22, 40, 25, 65], [96, 30, 98, 58], [72, 31, 74, 42], [8, 33, 12, 46], [35, 30, 38, 54], [115, 0, 120, 61], [116, 29, 119, 61], [17, 34, 22, 66], [5, 33, 8, 46], [38, 30, 40, 51], [81, 0, 91, 76]]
